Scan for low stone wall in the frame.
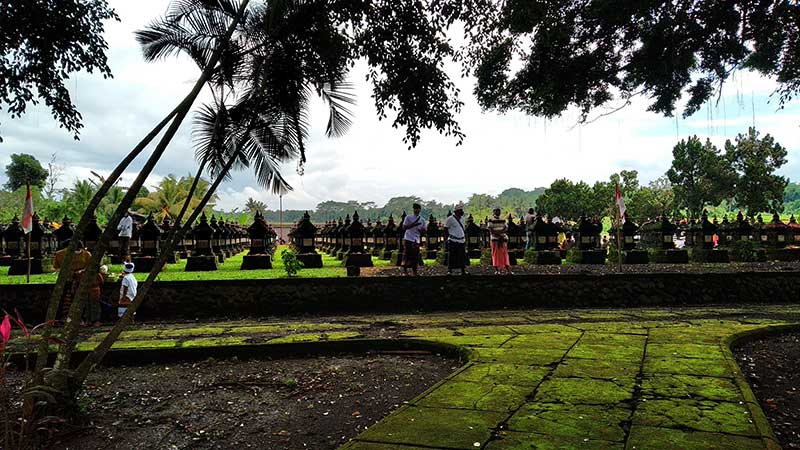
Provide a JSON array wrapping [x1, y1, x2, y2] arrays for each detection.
[[2, 270, 799, 321]]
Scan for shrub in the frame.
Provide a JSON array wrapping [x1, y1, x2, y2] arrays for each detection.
[[280, 249, 304, 277], [730, 240, 758, 262]]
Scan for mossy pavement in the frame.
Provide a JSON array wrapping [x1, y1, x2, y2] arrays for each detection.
[[11, 304, 800, 449]]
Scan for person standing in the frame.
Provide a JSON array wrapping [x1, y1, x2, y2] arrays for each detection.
[[401, 203, 426, 276], [444, 204, 469, 275], [117, 211, 133, 258], [523, 208, 536, 251], [488, 207, 512, 275], [52, 239, 93, 320], [118, 262, 137, 320]]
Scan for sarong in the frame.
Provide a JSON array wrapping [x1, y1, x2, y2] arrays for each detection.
[[491, 241, 510, 268], [447, 241, 466, 269], [402, 240, 420, 268]]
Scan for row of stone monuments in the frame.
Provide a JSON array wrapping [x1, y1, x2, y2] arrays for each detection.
[[0, 212, 259, 275]]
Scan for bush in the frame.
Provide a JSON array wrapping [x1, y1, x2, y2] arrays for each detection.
[[730, 240, 758, 262], [280, 249, 304, 277]]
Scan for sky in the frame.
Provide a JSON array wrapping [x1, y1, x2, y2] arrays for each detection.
[[1, 0, 798, 212]]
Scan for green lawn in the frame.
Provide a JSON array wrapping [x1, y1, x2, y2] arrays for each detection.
[[0, 246, 409, 284]]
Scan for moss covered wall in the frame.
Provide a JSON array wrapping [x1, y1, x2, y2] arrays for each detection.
[[2, 271, 798, 321]]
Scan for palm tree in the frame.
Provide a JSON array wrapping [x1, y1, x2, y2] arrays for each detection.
[[71, 0, 358, 385]]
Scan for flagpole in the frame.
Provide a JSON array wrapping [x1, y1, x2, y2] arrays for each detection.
[[616, 211, 622, 272], [26, 181, 31, 284]]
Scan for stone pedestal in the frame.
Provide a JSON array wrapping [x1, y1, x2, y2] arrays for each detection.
[[623, 250, 650, 264], [185, 256, 218, 271], [179, 251, 190, 259], [765, 248, 800, 262], [131, 256, 160, 273], [346, 265, 361, 277], [343, 253, 373, 268], [690, 248, 730, 263], [297, 253, 323, 269], [651, 249, 689, 264], [424, 249, 438, 260], [216, 253, 225, 264], [8, 258, 44, 275], [241, 255, 272, 270], [573, 250, 606, 264], [533, 251, 562, 265], [380, 248, 394, 261], [0, 255, 12, 266]]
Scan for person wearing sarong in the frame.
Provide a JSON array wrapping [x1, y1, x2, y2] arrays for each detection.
[[52, 240, 93, 320], [523, 208, 536, 251], [444, 204, 468, 275], [488, 208, 513, 275], [401, 203, 426, 276], [117, 211, 133, 257]]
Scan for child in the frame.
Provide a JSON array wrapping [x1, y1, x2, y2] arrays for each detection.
[[118, 262, 137, 320]]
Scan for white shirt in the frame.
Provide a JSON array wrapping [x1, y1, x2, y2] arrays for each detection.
[[402, 214, 426, 243], [444, 215, 466, 243], [118, 215, 133, 238], [120, 273, 138, 300]]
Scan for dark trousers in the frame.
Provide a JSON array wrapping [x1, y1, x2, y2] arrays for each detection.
[[447, 240, 466, 270], [119, 237, 130, 256]]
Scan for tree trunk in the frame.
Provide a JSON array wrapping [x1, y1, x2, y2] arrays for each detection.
[[31, 104, 181, 378], [75, 148, 240, 382], [47, 0, 251, 379]]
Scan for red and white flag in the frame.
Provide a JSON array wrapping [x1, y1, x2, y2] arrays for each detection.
[[21, 183, 34, 234], [615, 184, 626, 222]]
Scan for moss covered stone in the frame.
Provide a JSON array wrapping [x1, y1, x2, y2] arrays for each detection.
[[432, 335, 513, 348], [400, 328, 456, 338], [452, 363, 549, 387], [553, 357, 640, 380], [354, 406, 506, 448], [578, 332, 647, 346], [266, 331, 361, 344], [181, 336, 249, 348], [484, 431, 623, 450], [633, 399, 758, 436], [415, 381, 530, 412], [507, 403, 630, 442], [455, 325, 517, 336], [161, 327, 226, 338], [534, 377, 634, 405], [626, 426, 765, 450], [501, 333, 581, 350], [643, 356, 734, 378], [567, 343, 645, 362], [641, 374, 740, 402], [507, 324, 578, 334], [647, 343, 725, 360], [470, 347, 566, 365]]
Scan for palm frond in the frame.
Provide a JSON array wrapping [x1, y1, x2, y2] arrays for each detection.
[[317, 80, 356, 138]]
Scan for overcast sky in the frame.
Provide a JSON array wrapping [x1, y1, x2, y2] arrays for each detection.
[[1, 0, 798, 212]]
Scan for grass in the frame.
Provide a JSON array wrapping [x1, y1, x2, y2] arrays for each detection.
[[0, 246, 398, 284]]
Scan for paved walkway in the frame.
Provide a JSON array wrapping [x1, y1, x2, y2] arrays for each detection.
[[58, 305, 800, 449]]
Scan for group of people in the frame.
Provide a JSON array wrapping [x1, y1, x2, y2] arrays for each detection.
[[49, 212, 139, 326], [399, 203, 514, 276]]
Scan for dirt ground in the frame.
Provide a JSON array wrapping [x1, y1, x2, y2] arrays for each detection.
[[6, 353, 460, 450], [734, 331, 800, 449]]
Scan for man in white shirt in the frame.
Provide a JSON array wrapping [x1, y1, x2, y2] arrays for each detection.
[[444, 204, 468, 275], [117, 211, 134, 258], [401, 203, 426, 276], [118, 262, 137, 319]]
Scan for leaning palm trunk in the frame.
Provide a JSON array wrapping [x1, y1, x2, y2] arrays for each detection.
[[55, 0, 251, 373], [75, 147, 240, 382], [24, 1, 252, 415], [32, 106, 181, 377]]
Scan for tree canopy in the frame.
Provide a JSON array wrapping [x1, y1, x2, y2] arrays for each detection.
[[4, 153, 49, 191], [725, 127, 788, 214], [0, 0, 118, 142], [463, 0, 800, 120]]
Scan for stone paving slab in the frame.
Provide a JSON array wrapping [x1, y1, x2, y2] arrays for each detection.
[[34, 305, 800, 449]]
